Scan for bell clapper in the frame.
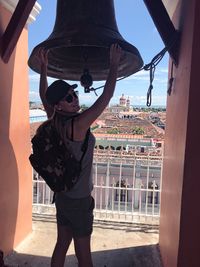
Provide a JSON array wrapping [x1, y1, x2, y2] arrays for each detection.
[[80, 68, 94, 93]]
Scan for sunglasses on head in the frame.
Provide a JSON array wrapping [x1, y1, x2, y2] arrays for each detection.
[[64, 91, 78, 103]]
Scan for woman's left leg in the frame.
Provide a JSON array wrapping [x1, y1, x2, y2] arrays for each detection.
[[51, 224, 73, 267]]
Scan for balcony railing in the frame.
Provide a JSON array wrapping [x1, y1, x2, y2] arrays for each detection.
[[33, 148, 163, 225]]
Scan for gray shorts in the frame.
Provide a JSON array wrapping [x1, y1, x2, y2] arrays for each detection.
[[55, 193, 94, 238]]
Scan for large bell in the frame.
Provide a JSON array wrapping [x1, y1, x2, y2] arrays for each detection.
[[28, 0, 143, 81]]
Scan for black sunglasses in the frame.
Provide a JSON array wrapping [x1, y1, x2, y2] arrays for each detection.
[[65, 91, 78, 103]]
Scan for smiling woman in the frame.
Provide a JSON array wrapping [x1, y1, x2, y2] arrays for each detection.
[[30, 44, 122, 267]]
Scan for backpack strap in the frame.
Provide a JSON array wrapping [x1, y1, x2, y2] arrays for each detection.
[[80, 128, 90, 164], [52, 122, 90, 204], [70, 116, 90, 162]]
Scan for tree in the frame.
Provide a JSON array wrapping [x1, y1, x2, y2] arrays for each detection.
[[107, 127, 120, 134], [29, 101, 35, 107], [132, 127, 145, 135]]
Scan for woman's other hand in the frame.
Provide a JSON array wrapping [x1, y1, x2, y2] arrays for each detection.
[[110, 43, 122, 68]]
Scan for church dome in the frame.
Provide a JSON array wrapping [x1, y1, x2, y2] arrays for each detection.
[[120, 94, 125, 100]]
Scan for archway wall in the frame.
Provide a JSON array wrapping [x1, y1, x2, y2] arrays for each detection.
[[0, 4, 32, 254], [159, 0, 200, 267]]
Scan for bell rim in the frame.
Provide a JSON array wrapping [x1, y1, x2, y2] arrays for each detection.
[[28, 38, 143, 81]]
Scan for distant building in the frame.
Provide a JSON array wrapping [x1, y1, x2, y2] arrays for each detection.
[[109, 94, 131, 114], [118, 111, 138, 120], [119, 93, 126, 106], [126, 96, 130, 109], [29, 109, 47, 123]]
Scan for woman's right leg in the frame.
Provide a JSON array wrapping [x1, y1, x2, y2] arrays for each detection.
[[51, 224, 73, 267], [74, 235, 93, 267]]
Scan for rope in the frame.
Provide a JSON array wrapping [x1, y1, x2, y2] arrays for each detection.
[[92, 47, 168, 101], [91, 36, 178, 105], [143, 47, 168, 106]]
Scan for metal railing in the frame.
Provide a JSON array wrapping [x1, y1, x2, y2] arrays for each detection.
[[33, 148, 163, 225]]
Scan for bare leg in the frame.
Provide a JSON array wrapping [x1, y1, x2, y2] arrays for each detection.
[[51, 224, 73, 267], [74, 235, 93, 267]]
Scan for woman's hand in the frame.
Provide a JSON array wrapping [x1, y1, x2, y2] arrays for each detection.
[[37, 47, 49, 71], [110, 43, 122, 68]]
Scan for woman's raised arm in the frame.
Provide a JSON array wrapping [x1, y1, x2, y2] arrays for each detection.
[[74, 43, 122, 138], [38, 48, 54, 118]]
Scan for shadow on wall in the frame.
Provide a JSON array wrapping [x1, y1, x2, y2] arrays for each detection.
[[5, 244, 163, 267], [0, 15, 19, 254]]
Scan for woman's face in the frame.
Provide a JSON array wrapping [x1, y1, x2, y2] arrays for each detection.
[[55, 88, 80, 113]]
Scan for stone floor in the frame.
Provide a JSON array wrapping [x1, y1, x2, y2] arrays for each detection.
[[5, 214, 163, 267]]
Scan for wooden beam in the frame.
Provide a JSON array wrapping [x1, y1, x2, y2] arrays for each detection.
[[1, 0, 37, 63], [143, 0, 180, 65]]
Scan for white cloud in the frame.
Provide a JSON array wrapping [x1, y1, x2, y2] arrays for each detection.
[[112, 93, 167, 106], [154, 77, 168, 84], [159, 67, 168, 73], [122, 70, 148, 81], [118, 67, 168, 84], [29, 73, 40, 82], [29, 73, 58, 83], [29, 90, 39, 97], [130, 94, 167, 106]]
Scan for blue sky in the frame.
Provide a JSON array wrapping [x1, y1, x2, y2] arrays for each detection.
[[28, 0, 169, 107]]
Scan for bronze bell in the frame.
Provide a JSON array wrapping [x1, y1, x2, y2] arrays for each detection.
[[28, 0, 143, 81]]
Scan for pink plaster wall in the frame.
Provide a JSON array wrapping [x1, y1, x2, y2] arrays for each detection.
[[159, 0, 200, 266], [0, 4, 32, 254]]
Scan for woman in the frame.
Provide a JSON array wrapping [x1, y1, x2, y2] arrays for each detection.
[[38, 44, 122, 267]]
